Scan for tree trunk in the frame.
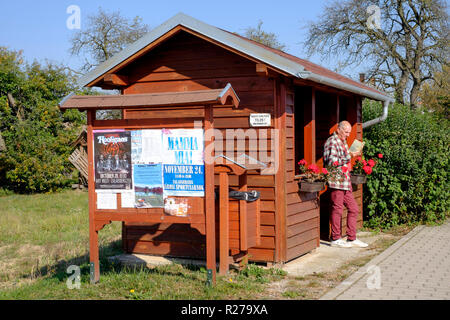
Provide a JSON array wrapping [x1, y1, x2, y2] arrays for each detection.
[[7, 92, 23, 121], [0, 131, 6, 152], [395, 71, 408, 105], [410, 78, 421, 110]]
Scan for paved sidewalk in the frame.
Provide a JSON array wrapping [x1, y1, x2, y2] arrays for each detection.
[[320, 219, 450, 300]]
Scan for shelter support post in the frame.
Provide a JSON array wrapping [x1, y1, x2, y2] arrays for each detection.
[[219, 172, 229, 275], [87, 110, 100, 283], [239, 174, 248, 251], [304, 87, 316, 165], [204, 104, 216, 284], [329, 94, 340, 135], [214, 155, 264, 275]]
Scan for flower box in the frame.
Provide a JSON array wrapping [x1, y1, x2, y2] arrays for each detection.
[[350, 173, 367, 185], [298, 180, 326, 192]]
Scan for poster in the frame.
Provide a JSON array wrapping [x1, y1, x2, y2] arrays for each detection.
[[93, 128, 205, 209], [94, 130, 133, 191], [131, 129, 162, 164], [133, 163, 164, 208], [120, 191, 135, 208], [163, 164, 204, 196], [96, 192, 117, 210], [162, 129, 204, 197], [161, 129, 204, 165]]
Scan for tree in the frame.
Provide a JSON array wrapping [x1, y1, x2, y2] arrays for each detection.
[[419, 64, 449, 118], [242, 20, 287, 51], [0, 48, 25, 121], [304, 0, 449, 108], [69, 7, 150, 72], [0, 47, 85, 193]]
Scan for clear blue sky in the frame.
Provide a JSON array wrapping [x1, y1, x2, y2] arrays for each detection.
[[0, 0, 349, 76]]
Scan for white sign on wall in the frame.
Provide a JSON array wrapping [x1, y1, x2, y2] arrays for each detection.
[[249, 113, 271, 127]]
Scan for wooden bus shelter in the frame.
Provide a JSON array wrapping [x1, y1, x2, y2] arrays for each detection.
[[60, 13, 393, 279]]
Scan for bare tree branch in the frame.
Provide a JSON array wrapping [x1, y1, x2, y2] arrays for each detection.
[[303, 0, 449, 108], [69, 7, 150, 72]]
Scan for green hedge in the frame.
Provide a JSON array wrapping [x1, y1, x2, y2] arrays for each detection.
[[0, 118, 80, 193], [362, 101, 449, 228]]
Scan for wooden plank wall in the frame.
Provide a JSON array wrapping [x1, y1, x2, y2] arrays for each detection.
[[315, 91, 336, 169], [227, 199, 259, 252], [285, 86, 320, 262], [121, 31, 278, 262]]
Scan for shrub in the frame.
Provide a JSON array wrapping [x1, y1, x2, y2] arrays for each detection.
[[0, 119, 80, 193], [362, 100, 449, 229]]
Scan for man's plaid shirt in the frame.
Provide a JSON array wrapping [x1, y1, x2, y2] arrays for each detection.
[[323, 132, 352, 191]]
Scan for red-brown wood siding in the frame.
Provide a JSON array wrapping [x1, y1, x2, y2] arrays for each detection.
[[285, 85, 320, 262]]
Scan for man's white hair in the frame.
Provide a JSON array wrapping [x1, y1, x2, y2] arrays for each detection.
[[338, 121, 351, 129]]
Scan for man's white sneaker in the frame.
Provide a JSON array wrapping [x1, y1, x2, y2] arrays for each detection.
[[330, 238, 352, 248], [347, 239, 368, 248]]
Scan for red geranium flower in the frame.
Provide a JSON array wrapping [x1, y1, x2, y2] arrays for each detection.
[[368, 159, 376, 167], [363, 166, 373, 175], [341, 166, 348, 173], [307, 164, 320, 174], [333, 161, 339, 166], [298, 159, 307, 166], [322, 168, 328, 174], [378, 153, 383, 159]]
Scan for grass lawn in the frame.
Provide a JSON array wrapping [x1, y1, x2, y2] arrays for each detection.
[[0, 190, 286, 299]]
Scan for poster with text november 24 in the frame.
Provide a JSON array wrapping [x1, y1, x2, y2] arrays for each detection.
[[162, 129, 204, 197]]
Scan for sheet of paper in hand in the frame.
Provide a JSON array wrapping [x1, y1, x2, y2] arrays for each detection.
[[349, 139, 365, 154]]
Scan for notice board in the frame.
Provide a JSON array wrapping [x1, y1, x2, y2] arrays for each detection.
[[93, 128, 204, 215]]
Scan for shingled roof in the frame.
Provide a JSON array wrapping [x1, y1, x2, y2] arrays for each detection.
[[76, 12, 393, 103]]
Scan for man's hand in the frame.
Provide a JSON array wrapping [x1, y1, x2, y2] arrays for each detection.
[[350, 150, 362, 158]]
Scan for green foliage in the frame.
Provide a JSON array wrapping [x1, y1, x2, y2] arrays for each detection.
[[362, 100, 450, 229], [237, 263, 286, 284], [0, 47, 85, 193]]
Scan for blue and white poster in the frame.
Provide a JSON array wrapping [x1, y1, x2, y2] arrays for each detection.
[[162, 129, 204, 197], [133, 163, 164, 208], [163, 164, 204, 196]]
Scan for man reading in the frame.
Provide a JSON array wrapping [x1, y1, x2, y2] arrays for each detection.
[[323, 121, 368, 248]]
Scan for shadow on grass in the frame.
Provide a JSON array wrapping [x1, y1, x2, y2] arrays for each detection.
[[21, 239, 122, 282], [22, 239, 209, 285]]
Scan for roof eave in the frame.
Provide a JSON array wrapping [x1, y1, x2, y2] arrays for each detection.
[[298, 71, 394, 102]]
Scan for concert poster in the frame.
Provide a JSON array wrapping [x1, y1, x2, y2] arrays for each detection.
[[93, 130, 133, 191]]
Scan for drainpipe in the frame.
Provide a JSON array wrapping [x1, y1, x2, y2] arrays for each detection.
[[362, 99, 391, 129]]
